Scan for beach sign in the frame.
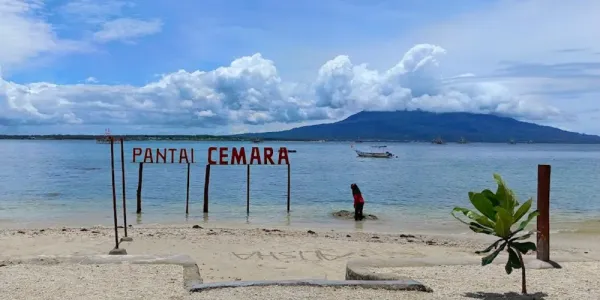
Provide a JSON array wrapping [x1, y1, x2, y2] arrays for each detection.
[[207, 146, 289, 165], [132, 147, 196, 164], [131, 146, 289, 165]]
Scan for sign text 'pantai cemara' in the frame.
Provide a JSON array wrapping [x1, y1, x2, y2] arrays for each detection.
[[131, 146, 289, 165]]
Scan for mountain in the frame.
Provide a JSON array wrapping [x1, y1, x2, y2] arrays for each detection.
[[239, 110, 600, 143]]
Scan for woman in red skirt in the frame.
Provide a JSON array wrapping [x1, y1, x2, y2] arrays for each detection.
[[351, 183, 365, 221]]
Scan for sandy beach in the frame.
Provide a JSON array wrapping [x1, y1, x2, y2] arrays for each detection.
[[1, 223, 600, 299]]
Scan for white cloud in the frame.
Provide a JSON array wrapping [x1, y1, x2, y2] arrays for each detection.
[[93, 18, 162, 43], [0, 44, 561, 130], [0, 0, 87, 69], [0, 0, 161, 74], [85, 77, 98, 83]]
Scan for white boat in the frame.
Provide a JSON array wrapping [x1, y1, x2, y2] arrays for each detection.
[[355, 149, 394, 158]]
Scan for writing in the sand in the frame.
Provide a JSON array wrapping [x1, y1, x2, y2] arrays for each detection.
[[132, 147, 196, 164], [208, 147, 289, 165], [231, 250, 354, 261]]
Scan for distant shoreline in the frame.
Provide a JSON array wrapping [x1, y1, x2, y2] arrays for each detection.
[[2, 135, 600, 144]]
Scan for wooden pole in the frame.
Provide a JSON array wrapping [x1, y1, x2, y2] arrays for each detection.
[[287, 163, 291, 212], [120, 138, 128, 237], [247, 164, 250, 214], [136, 163, 143, 214], [537, 164, 551, 262], [186, 163, 191, 214], [203, 164, 211, 213], [109, 137, 120, 249]]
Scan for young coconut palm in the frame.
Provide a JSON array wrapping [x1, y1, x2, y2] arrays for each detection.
[[451, 174, 539, 294]]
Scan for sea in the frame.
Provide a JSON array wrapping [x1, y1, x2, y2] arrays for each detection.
[[1, 140, 599, 234]]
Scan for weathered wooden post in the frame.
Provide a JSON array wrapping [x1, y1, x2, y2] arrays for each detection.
[[109, 137, 126, 255], [247, 164, 251, 214], [537, 164, 551, 262], [287, 163, 291, 212], [136, 163, 143, 214], [186, 163, 191, 214], [119, 138, 132, 241], [203, 164, 211, 213]]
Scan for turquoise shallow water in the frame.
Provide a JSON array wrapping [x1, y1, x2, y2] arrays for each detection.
[[0, 140, 599, 233]]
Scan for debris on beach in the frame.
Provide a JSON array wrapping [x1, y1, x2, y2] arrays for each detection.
[[192, 225, 203, 229], [331, 210, 378, 220]]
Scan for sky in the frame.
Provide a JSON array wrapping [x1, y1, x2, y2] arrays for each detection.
[[1, 0, 600, 135]]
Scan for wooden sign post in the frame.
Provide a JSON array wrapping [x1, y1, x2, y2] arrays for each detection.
[[108, 137, 127, 255], [537, 164, 551, 262], [203, 146, 291, 214], [131, 147, 197, 215]]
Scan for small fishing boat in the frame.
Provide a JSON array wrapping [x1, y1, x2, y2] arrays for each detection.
[[432, 136, 445, 144], [96, 128, 121, 144], [372, 145, 387, 148], [288, 149, 297, 153], [351, 144, 393, 158], [355, 149, 394, 158], [251, 138, 263, 143]]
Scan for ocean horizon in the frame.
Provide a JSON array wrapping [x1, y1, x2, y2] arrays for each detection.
[[1, 140, 599, 234]]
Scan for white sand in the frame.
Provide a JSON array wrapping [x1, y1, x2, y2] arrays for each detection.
[[367, 262, 600, 299], [0, 264, 185, 300], [184, 262, 600, 300], [0, 225, 493, 281], [1, 223, 599, 299]]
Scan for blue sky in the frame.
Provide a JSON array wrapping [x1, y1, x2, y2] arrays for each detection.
[[1, 0, 600, 135]]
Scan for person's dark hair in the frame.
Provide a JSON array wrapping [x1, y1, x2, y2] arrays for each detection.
[[351, 183, 361, 195]]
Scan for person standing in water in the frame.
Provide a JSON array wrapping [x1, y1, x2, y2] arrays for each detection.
[[351, 183, 365, 221]]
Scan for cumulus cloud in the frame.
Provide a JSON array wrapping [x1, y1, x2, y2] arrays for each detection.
[[0, 44, 561, 129]]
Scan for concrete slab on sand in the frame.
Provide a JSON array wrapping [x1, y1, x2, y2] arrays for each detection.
[[189, 279, 431, 293], [345, 255, 600, 299], [186, 286, 432, 300], [1, 254, 432, 294], [0, 254, 203, 290], [345, 253, 594, 281], [1, 264, 185, 300]]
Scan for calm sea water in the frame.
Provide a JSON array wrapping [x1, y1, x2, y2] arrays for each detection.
[[1, 140, 599, 233]]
